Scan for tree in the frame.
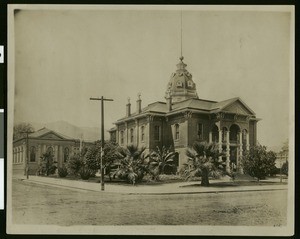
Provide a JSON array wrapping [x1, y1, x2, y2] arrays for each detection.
[[279, 140, 289, 176], [242, 145, 277, 181], [149, 146, 176, 180], [181, 142, 225, 186], [84, 140, 120, 173], [280, 140, 289, 157], [13, 123, 34, 140], [37, 151, 57, 176], [112, 145, 149, 185], [281, 161, 288, 176]]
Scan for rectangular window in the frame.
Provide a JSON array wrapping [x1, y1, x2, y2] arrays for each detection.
[[175, 124, 180, 140], [197, 123, 203, 140], [154, 125, 160, 141], [130, 128, 134, 143], [141, 126, 145, 142], [30, 146, 36, 162], [120, 131, 124, 145]]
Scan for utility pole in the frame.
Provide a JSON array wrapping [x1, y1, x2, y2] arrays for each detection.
[[90, 96, 113, 191]]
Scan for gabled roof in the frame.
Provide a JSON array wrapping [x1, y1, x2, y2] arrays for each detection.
[[29, 127, 74, 140], [210, 97, 256, 115], [115, 97, 256, 123]]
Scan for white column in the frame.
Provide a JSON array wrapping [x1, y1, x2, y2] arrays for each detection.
[[246, 132, 250, 150], [226, 130, 230, 172], [239, 132, 243, 173], [218, 129, 222, 161], [209, 131, 212, 143]]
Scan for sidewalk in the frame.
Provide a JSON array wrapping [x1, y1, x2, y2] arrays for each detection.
[[13, 175, 288, 195]]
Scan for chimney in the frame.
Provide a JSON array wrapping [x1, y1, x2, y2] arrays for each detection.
[[166, 90, 172, 111], [136, 93, 142, 114], [126, 97, 131, 117]]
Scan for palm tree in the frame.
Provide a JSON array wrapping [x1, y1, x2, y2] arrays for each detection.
[[182, 142, 225, 186], [149, 146, 177, 180], [112, 145, 149, 185]]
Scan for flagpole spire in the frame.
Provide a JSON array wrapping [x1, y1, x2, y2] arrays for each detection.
[[180, 10, 183, 61]]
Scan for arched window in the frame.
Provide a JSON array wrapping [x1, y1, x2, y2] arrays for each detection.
[[64, 147, 69, 162], [188, 81, 193, 87], [229, 124, 240, 143], [13, 149, 15, 164], [47, 146, 54, 156], [141, 126, 145, 142], [30, 146, 36, 162], [212, 125, 219, 143], [130, 128, 134, 143], [175, 124, 180, 140]]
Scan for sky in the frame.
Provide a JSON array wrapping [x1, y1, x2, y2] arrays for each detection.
[[11, 6, 293, 149]]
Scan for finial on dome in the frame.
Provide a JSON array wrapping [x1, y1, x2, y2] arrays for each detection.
[[137, 93, 141, 100], [179, 56, 184, 61]]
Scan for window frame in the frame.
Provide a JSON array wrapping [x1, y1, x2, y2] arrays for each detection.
[[120, 130, 124, 145], [30, 146, 36, 162], [130, 128, 134, 143], [154, 125, 160, 141], [197, 123, 203, 140], [141, 125, 145, 142], [175, 124, 180, 140]]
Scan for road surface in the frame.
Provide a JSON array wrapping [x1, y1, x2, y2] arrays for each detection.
[[12, 179, 287, 226]]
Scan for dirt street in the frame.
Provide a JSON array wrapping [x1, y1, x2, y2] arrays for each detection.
[[12, 179, 287, 226]]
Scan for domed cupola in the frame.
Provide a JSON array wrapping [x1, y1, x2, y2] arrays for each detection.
[[165, 56, 198, 103]]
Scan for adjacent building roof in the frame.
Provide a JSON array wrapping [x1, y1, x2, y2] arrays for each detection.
[[28, 127, 74, 140]]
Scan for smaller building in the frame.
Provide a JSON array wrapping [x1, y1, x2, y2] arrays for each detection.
[[12, 127, 92, 175]]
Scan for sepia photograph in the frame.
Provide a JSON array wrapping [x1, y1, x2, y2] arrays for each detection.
[[7, 4, 294, 236]]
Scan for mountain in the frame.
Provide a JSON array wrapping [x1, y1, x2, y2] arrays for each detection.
[[28, 121, 103, 142]]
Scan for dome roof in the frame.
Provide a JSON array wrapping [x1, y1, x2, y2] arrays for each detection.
[[165, 56, 198, 103]]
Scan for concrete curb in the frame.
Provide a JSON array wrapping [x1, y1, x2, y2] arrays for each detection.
[[16, 176, 288, 195]]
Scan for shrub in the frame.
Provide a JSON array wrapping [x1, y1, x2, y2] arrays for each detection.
[[112, 145, 149, 185], [67, 154, 84, 176], [79, 166, 94, 180], [38, 152, 57, 176], [181, 142, 224, 186], [48, 165, 57, 175], [58, 166, 68, 178], [242, 145, 277, 181]]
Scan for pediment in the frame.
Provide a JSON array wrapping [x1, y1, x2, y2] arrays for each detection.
[[223, 101, 254, 115], [39, 132, 65, 140]]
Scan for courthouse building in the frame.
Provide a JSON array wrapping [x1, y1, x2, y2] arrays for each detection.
[[109, 56, 260, 172], [12, 127, 90, 175]]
